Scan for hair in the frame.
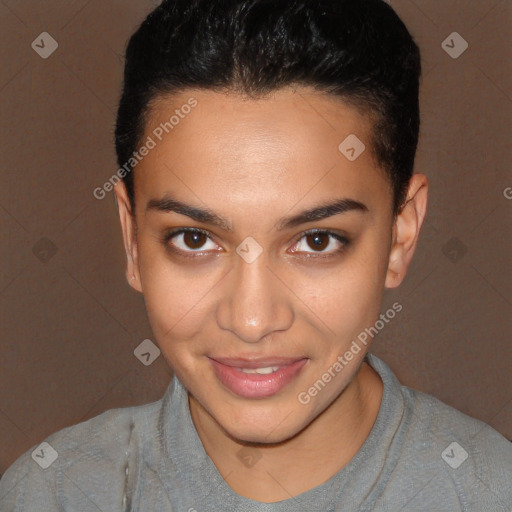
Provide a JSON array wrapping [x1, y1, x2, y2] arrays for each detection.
[[115, 0, 421, 217]]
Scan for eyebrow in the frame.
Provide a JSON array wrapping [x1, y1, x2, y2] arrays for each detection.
[[145, 194, 368, 232]]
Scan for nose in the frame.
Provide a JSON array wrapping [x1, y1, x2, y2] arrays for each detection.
[[215, 251, 294, 343]]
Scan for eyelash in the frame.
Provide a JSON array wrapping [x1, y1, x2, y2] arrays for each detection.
[[160, 227, 350, 260]]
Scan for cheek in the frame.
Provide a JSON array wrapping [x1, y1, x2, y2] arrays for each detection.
[[292, 238, 389, 341], [137, 243, 216, 341]]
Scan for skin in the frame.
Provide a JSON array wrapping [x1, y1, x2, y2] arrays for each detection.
[[114, 86, 428, 502]]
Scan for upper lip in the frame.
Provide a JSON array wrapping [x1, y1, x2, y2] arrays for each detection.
[[209, 356, 307, 369]]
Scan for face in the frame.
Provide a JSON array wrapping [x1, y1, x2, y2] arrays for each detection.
[[116, 86, 423, 444]]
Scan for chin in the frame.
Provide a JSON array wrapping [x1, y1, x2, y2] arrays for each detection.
[[227, 426, 293, 446], [218, 408, 306, 446]]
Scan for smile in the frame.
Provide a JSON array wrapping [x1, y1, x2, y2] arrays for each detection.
[[209, 357, 309, 399]]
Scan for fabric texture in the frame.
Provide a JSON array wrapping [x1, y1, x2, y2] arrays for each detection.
[[1, 353, 511, 511]]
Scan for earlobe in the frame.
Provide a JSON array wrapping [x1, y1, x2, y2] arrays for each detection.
[[114, 182, 142, 292], [385, 173, 428, 289]]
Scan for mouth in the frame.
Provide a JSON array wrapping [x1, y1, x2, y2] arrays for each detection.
[[208, 356, 309, 399]]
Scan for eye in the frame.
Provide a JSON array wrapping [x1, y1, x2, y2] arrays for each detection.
[[163, 228, 219, 254], [289, 229, 349, 256], [161, 227, 349, 259]]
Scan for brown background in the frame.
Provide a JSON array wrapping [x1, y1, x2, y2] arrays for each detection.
[[0, 0, 511, 474]]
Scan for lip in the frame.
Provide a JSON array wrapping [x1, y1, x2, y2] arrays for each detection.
[[211, 356, 306, 369], [209, 356, 309, 399]]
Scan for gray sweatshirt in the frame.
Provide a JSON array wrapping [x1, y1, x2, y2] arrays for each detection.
[[0, 353, 511, 511]]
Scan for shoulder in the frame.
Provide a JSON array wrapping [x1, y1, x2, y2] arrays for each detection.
[[367, 354, 511, 508], [0, 393, 166, 510], [400, 385, 512, 507]]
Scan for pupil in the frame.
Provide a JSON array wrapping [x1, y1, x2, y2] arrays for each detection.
[[184, 232, 205, 249]]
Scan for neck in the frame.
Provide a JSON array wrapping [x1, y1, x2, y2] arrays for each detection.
[[189, 361, 383, 503]]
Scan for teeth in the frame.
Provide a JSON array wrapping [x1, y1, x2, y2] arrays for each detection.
[[240, 366, 280, 375]]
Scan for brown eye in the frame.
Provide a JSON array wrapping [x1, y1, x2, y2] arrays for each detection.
[[183, 231, 208, 249], [305, 232, 330, 251], [291, 230, 349, 257], [163, 228, 218, 254]]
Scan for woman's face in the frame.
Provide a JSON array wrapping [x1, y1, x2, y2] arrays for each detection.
[[117, 86, 400, 443]]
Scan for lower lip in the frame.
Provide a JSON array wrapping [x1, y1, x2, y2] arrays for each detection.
[[209, 358, 308, 399]]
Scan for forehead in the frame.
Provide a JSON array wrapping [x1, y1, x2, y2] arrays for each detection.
[[135, 87, 391, 217]]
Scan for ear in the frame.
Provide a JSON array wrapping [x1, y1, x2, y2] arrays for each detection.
[[385, 173, 428, 289], [114, 181, 142, 292]]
